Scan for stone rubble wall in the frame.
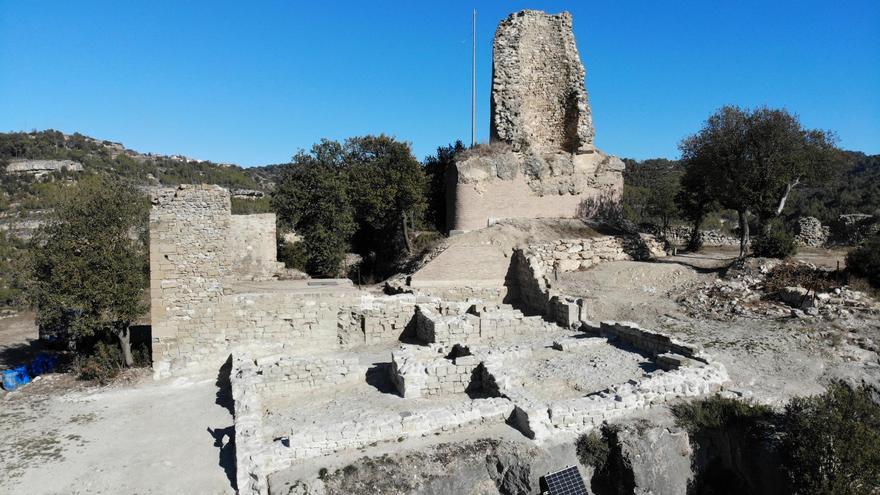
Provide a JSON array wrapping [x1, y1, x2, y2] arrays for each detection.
[[491, 10, 593, 153], [149, 185, 364, 377], [476, 322, 726, 441], [596, 321, 704, 362], [231, 353, 272, 495], [150, 185, 236, 376], [252, 354, 363, 395], [506, 234, 665, 316], [546, 362, 727, 437], [275, 398, 513, 464], [447, 9, 625, 232], [232, 351, 513, 494], [390, 345, 482, 398], [414, 303, 548, 345], [643, 225, 740, 247]]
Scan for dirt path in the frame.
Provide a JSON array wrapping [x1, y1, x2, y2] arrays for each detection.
[[0, 371, 235, 494]]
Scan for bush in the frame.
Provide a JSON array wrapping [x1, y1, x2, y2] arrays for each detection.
[[672, 395, 774, 432], [752, 223, 797, 259], [764, 262, 839, 294], [576, 431, 610, 470], [846, 234, 880, 288], [75, 339, 150, 383], [780, 381, 880, 494]]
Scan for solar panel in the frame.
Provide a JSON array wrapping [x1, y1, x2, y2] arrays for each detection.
[[542, 466, 588, 495]]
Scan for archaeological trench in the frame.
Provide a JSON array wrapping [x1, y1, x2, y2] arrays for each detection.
[[146, 11, 878, 495]]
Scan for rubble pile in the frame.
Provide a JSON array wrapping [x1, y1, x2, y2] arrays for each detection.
[[677, 258, 880, 321]]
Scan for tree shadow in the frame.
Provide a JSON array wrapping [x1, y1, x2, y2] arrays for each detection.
[[208, 426, 237, 491], [0, 340, 44, 370], [365, 362, 398, 395], [215, 355, 233, 415]]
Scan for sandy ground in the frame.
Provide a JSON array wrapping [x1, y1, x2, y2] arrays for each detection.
[[0, 369, 235, 494]]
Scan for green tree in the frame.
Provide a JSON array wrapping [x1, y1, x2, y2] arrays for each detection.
[[679, 106, 840, 257], [345, 135, 427, 263], [26, 177, 148, 365], [423, 140, 465, 233], [780, 382, 880, 494], [271, 144, 355, 277]]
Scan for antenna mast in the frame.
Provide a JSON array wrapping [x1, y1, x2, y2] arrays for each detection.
[[471, 9, 476, 148]]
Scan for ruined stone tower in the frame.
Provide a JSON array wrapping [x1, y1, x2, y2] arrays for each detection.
[[490, 10, 594, 154], [447, 10, 623, 232]]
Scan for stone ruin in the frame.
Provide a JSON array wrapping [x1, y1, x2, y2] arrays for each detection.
[[144, 11, 735, 495], [447, 10, 625, 232], [145, 182, 727, 494]]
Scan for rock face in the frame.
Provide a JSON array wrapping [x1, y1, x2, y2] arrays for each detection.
[[491, 11, 593, 154], [447, 10, 624, 232], [5, 159, 83, 176]]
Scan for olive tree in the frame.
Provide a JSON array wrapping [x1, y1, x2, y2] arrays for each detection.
[[679, 106, 840, 257], [27, 176, 148, 365]]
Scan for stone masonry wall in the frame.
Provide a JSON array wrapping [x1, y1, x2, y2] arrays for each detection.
[[150, 185, 234, 375], [506, 235, 666, 316], [390, 346, 482, 398], [414, 303, 548, 345], [491, 10, 593, 153], [252, 354, 363, 395], [150, 185, 341, 377], [229, 214, 284, 280]]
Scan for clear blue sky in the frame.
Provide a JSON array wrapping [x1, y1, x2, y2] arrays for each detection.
[[1, 1, 878, 166]]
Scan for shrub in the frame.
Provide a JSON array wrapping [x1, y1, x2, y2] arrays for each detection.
[[764, 262, 839, 294], [846, 234, 880, 288], [672, 395, 774, 432], [752, 223, 797, 259], [74, 339, 149, 383], [576, 431, 610, 471], [780, 381, 880, 494]]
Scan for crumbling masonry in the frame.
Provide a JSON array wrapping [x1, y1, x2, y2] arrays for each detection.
[[447, 10, 625, 232]]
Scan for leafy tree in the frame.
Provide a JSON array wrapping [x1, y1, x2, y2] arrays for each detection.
[[423, 140, 465, 233], [26, 177, 148, 365], [679, 106, 841, 257], [271, 145, 355, 277], [780, 382, 880, 494], [345, 136, 427, 276], [846, 234, 880, 287]]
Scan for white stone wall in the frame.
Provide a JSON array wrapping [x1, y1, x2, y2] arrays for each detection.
[[390, 345, 482, 398]]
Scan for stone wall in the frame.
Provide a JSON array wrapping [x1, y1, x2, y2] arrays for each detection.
[[414, 303, 548, 345], [229, 214, 284, 280], [252, 354, 363, 395], [150, 185, 235, 375], [150, 185, 355, 377], [390, 345, 482, 398], [491, 10, 592, 154], [506, 235, 665, 316], [643, 226, 739, 247]]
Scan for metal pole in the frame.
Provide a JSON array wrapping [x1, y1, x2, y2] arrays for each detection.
[[471, 9, 476, 148]]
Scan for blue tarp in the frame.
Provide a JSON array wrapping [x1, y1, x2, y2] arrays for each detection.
[[1, 353, 58, 391]]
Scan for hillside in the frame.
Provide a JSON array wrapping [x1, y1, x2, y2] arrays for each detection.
[[0, 129, 276, 307]]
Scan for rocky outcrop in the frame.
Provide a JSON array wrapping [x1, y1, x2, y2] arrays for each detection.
[[5, 159, 83, 176]]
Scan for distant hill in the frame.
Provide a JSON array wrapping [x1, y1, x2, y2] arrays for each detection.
[[0, 129, 285, 307]]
